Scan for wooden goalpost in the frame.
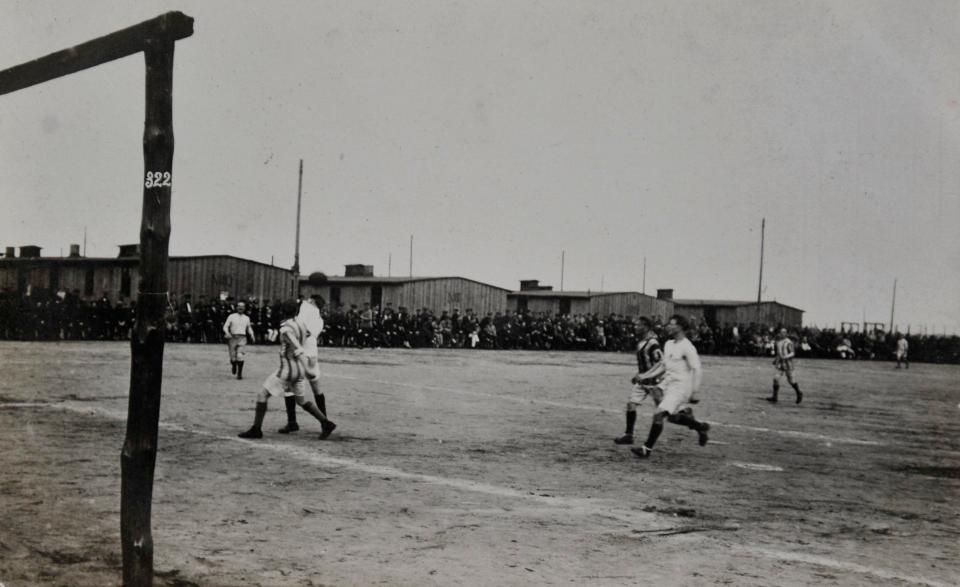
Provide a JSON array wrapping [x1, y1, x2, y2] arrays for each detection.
[[0, 12, 194, 586]]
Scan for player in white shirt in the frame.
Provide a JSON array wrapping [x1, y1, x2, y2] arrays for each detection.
[[630, 315, 710, 458], [895, 335, 909, 369], [222, 301, 255, 379], [767, 327, 802, 403], [278, 296, 334, 436]]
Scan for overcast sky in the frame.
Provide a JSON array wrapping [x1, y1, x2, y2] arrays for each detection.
[[2, 1, 958, 331]]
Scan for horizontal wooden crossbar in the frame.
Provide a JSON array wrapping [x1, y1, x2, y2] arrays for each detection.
[[0, 11, 193, 96]]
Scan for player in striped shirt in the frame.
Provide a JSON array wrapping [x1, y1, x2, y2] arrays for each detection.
[[238, 301, 336, 439], [278, 296, 332, 435], [767, 327, 802, 404], [615, 317, 663, 445]]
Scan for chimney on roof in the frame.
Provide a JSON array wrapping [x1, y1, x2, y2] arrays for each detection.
[[69, 244, 81, 257], [344, 264, 374, 277], [4, 247, 14, 258], [657, 288, 673, 300], [19, 245, 41, 258], [118, 244, 140, 258], [520, 279, 553, 292]]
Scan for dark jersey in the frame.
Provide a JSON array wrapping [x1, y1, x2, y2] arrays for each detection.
[[635, 336, 663, 384]]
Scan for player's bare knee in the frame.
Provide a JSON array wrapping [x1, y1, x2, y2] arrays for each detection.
[[652, 411, 667, 425], [294, 394, 308, 407], [256, 389, 270, 403]]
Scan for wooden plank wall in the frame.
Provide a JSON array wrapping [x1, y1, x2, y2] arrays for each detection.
[[167, 257, 291, 303], [398, 279, 508, 315], [590, 293, 674, 319]]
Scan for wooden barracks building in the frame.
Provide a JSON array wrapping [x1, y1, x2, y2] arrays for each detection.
[[299, 264, 511, 315], [1, 247, 804, 327], [507, 280, 674, 319], [657, 289, 804, 329], [0, 244, 293, 304]]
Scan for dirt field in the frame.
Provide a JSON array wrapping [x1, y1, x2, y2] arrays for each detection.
[[0, 341, 958, 586]]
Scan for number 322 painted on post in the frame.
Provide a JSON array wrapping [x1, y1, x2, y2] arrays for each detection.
[[144, 171, 171, 188]]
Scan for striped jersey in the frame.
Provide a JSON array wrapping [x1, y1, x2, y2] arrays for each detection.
[[635, 336, 663, 384], [276, 317, 309, 382], [775, 338, 795, 360]]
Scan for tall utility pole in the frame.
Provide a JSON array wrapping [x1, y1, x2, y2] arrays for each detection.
[[889, 278, 897, 333], [642, 256, 646, 294], [560, 250, 565, 292], [292, 159, 303, 298], [756, 218, 765, 323], [409, 234, 413, 277], [388, 252, 392, 277], [83, 226, 87, 257], [0, 12, 195, 586]]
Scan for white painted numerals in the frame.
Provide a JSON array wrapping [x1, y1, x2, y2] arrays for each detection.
[[144, 171, 172, 188]]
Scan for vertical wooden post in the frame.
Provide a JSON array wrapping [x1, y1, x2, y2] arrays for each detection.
[[756, 218, 765, 324], [292, 159, 303, 298], [120, 39, 175, 587], [0, 13, 192, 586]]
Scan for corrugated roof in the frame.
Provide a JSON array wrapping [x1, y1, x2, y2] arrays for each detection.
[[673, 299, 804, 312], [302, 275, 511, 291]]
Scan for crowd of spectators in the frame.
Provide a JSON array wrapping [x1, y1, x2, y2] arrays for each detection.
[[1, 290, 957, 364]]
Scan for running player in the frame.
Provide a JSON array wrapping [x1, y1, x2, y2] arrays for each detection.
[[895, 334, 909, 369], [767, 327, 802, 404], [631, 315, 710, 459], [614, 317, 663, 445], [278, 296, 334, 436], [222, 301, 255, 379], [238, 301, 335, 440]]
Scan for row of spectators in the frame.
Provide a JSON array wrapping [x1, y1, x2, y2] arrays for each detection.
[[1, 290, 957, 364]]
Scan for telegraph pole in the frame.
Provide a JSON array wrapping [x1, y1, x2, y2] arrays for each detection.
[[756, 218, 765, 323], [292, 159, 303, 298], [642, 256, 646, 294], [889, 278, 897, 333], [560, 250, 565, 292]]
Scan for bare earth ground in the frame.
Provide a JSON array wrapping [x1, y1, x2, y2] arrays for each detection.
[[0, 341, 958, 587]]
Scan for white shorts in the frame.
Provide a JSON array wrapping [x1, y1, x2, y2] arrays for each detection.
[[629, 384, 662, 405], [227, 336, 247, 361], [656, 383, 693, 415], [263, 373, 307, 400]]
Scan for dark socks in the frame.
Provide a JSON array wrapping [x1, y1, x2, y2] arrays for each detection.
[[314, 392, 327, 417], [625, 410, 637, 435], [284, 395, 298, 425], [792, 382, 803, 403], [644, 420, 663, 449], [251, 402, 267, 430], [231, 360, 237, 374], [669, 410, 705, 431], [236, 361, 244, 379]]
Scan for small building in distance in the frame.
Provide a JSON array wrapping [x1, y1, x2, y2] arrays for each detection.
[[506, 280, 674, 319], [661, 289, 804, 329], [0, 244, 294, 304], [299, 265, 510, 315]]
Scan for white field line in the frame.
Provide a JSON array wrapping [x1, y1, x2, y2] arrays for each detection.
[[326, 374, 887, 447], [3, 400, 949, 587], [0, 401, 653, 527], [745, 547, 954, 587], [715, 422, 884, 446]]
